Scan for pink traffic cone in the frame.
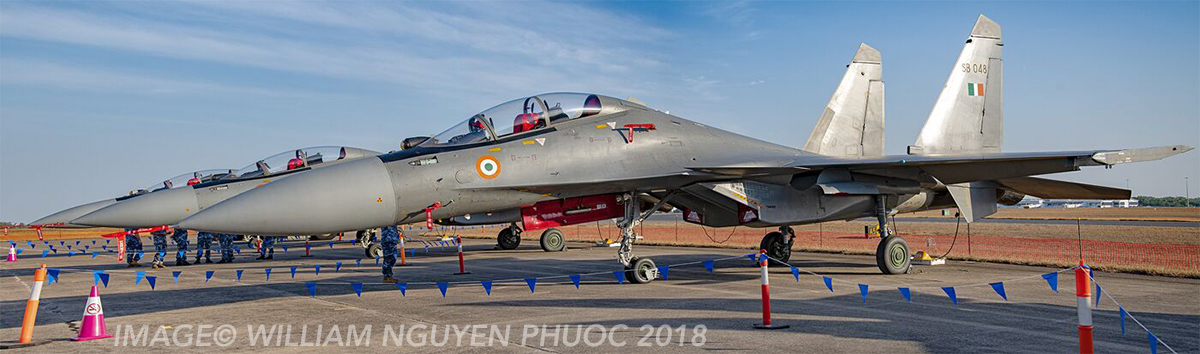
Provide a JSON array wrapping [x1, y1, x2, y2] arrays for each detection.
[[6, 244, 16, 262], [73, 285, 113, 341]]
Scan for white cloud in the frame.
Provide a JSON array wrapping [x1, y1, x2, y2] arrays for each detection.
[[0, 2, 672, 98]]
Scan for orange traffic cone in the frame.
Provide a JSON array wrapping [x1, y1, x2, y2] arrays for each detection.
[[73, 285, 113, 341], [6, 243, 16, 262]]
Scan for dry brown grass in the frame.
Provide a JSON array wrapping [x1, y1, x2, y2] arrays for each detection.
[[907, 207, 1200, 222]]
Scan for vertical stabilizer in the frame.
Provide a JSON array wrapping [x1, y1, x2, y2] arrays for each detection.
[[803, 43, 885, 157], [909, 14, 1003, 155]]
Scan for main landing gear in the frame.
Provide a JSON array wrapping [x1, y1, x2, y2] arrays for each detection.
[[759, 226, 795, 265], [495, 223, 566, 252], [617, 192, 676, 284], [873, 195, 911, 275]]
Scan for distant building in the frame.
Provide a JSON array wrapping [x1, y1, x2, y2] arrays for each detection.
[[1011, 197, 1139, 208]]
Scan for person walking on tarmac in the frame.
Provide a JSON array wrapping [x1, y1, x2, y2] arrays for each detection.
[[149, 229, 169, 269], [125, 228, 144, 267], [172, 228, 191, 266], [217, 233, 236, 263], [195, 231, 215, 264], [256, 236, 277, 260], [380, 226, 400, 283]]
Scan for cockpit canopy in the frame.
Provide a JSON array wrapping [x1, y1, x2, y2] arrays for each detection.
[[231, 146, 362, 179], [142, 169, 235, 193], [420, 93, 606, 148]]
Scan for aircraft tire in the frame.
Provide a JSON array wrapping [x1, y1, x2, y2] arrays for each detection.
[[366, 243, 382, 259], [759, 231, 791, 266], [875, 236, 911, 275], [625, 257, 656, 284], [497, 228, 521, 250], [539, 228, 565, 252]]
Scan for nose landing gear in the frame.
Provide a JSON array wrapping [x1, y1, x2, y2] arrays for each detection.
[[496, 223, 522, 250], [616, 191, 676, 284], [759, 226, 795, 265]]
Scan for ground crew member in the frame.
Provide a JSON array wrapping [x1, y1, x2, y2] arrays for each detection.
[[217, 233, 235, 263], [125, 228, 143, 267], [172, 228, 191, 266], [195, 231, 214, 264], [256, 236, 276, 260], [150, 229, 169, 269], [380, 226, 400, 283]]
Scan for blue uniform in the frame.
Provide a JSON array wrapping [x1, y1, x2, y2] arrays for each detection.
[[195, 231, 214, 262], [258, 236, 277, 259], [380, 226, 400, 278], [151, 232, 168, 266], [171, 228, 190, 262], [125, 229, 143, 265], [218, 233, 235, 262]]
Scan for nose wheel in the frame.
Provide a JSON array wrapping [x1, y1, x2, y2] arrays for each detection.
[[759, 226, 794, 266], [496, 223, 521, 250], [624, 257, 658, 284]]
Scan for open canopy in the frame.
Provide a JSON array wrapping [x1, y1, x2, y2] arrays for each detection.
[[420, 93, 604, 148], [145, 169, 235, 192], [232, 146, 355, 179]]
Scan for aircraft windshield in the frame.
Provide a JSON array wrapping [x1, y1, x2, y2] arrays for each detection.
[[145, 169, 235, 191], [232, 146, 350, 178], [420, 93, 602, 147]]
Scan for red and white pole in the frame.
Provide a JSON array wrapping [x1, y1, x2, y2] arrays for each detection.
[[454, 235, 469, 275], [301, 241, 313, 257], [398, 231, 409, 266], [753, 249, 788, 329], [19, 265, 47, 343], [1076, 262, 1094, 354]]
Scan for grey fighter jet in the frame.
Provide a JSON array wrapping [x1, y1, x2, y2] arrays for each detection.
[[30, 169, 235, 228], [180, 15, 1192, 283], [72, 146, 380, 230]]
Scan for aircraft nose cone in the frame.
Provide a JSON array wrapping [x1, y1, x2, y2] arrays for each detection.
[[179, 157, 397, 235], [31, 198, 119, 227], [72, 187, 199, 228]]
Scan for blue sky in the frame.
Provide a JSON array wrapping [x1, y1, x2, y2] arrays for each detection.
[[1, 1, 1197, 223]]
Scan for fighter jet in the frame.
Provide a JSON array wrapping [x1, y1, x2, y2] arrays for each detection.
[[72, 146, 380, 232], [179, 15, 1192, 283], [30, 169, 236, 228]]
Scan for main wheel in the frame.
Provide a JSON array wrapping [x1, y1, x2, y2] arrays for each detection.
[[875, 236, 911, 274], [366, 243, 382, 258], [625, 257, 657, 284], [539, 228, 565, 252], [497, 228, 521, 250], [759, 231, 791, 265]]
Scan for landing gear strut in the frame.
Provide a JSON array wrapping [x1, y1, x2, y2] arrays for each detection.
[[357, 229, 378, 258], [617, 191, 676, 284], [873, 195, 910, 274], [497, 223, 521, 250], [759, 226, 795, 265]]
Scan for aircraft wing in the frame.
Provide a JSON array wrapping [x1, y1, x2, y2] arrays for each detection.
[[994, 177, 1130, 200], [693, 145, 1192, 185]]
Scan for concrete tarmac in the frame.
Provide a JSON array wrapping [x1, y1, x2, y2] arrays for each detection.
[[2, 237, 1197, 353]]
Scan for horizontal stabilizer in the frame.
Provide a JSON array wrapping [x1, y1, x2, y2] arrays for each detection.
[[996, 177, 1130, 200], [1092, 145, 1193, 165]]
